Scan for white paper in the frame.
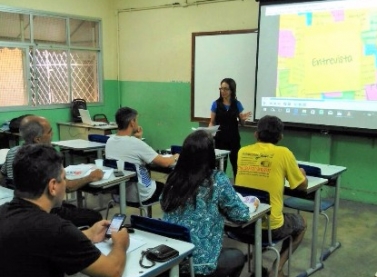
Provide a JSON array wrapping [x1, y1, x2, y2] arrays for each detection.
[[102, 169, 114, 179], [237, 193, 259, 214], [96, 237, 146, 255], [84, 168, 114, 180], [65, 164, 94, 180], [191, 125, 220, 136], [0, 191, 13, 199]]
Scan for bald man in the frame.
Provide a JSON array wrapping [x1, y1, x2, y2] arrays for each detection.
[[0, 115, 104, 227]]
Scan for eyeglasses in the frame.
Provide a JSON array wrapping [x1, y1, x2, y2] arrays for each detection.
[[219, 87, 230, 91]]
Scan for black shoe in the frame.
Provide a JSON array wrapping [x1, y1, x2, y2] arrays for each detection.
[[249, 266, 268, 277]]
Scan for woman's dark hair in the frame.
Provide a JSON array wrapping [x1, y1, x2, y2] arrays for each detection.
[[160, 130, 216, 213], [115, 107, 138, 130], [257, 115, 284, 144], [217, 77, 237, 101], [13, 144, 63, 199]]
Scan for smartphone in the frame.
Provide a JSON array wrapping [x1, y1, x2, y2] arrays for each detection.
[[105, 213, 126, 238], [114, 170, 125, 177]]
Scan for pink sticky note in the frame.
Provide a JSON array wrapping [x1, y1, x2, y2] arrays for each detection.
[[279, 30, 296, 58], [331, 10, 345, 22], [365, 84, 377, 100]]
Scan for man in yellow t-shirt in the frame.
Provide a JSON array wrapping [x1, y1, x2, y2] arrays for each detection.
[[235, 115, 308, 277]]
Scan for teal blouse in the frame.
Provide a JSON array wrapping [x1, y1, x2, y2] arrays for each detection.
[[162, 170, 250, 275]]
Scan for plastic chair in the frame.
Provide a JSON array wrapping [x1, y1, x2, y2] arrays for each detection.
[[170, 145, 182, 154], [88, 134, 110, 144], [225, 186, 292, 276], [130, 215, 194, 277], [284, 164, 333, 262], [92, 114, 109, 124], [92, 114, 111, 135], [104, 159, 160, 219]]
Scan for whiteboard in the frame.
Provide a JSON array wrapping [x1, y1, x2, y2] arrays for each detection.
[[191, 29, 258, 122]]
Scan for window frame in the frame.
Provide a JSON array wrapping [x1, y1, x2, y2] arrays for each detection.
[[0, 5, 104, 111]]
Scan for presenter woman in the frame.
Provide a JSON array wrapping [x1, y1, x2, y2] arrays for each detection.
[[209, 78, 251, 178]]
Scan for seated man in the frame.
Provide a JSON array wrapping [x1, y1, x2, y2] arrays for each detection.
[[105, 107, 179, 205], [234, 115, 308, 277], [0, 144, 130, 277], [0, 115, 103, 227]]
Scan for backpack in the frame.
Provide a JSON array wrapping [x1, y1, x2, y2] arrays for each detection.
[[70, 98, 87, 122], [9, 114, 34, 133]]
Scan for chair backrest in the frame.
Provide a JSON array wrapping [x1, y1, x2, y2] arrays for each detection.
[[88, 134, 110, 143], [298, 164, 321, 177], [130, 215, 191, 242], [234, 185, 270, 205], [232, 186, 276, 244], [93, 113, 109, 123], [103, 159, 138, 182], [171, 145, 182, 154]]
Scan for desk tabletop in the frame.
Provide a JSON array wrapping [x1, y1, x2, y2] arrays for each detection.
[[285, 175, 328, 194], [215, 149, 231, 157], [225, 202, 271, 228], [57, 122, 118, 130], [0, 186, 14, 205], [297, 161, 347, 178], [89, 169, 136, 188], [52, 139, 106, 150], [95, 229, 195, 277]]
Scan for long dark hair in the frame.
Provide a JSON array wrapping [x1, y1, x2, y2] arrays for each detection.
[[160, 130, 216, 213]]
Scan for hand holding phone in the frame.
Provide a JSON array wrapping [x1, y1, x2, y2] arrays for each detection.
[[105, 213, 126, 238]]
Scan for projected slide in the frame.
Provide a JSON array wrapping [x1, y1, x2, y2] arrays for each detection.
[[255, 0, 377, 131], [277, 10, 377, 101]]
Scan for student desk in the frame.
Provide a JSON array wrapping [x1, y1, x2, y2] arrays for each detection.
[[225, 203, 271, 277], [297, 161, 347, 261], [57, 122, 117, 140], [151, 148, 231, 174], [0, 186, 14, 205], [87, 169, 136, 214], [95, 229, 195, 277], [215, 149, 231, 171], [285, 176, 328, 277], [52, 139, 106, 165]]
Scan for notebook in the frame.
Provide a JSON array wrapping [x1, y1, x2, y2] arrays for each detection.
[[78, 109, 108, 126]]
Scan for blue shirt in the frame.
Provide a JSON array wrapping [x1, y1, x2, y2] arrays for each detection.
[[211, 100, 244, 113], [162, 171, 250, 275]]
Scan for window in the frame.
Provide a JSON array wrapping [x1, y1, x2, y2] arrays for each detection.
[[0, 8, 102, 108]]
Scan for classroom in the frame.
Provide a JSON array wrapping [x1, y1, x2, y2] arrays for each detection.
[[0, 0, 376, 277]]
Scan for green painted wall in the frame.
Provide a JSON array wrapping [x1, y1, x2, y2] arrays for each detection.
[[120, 81, 198, 149], [121, 80, 377, 205]]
